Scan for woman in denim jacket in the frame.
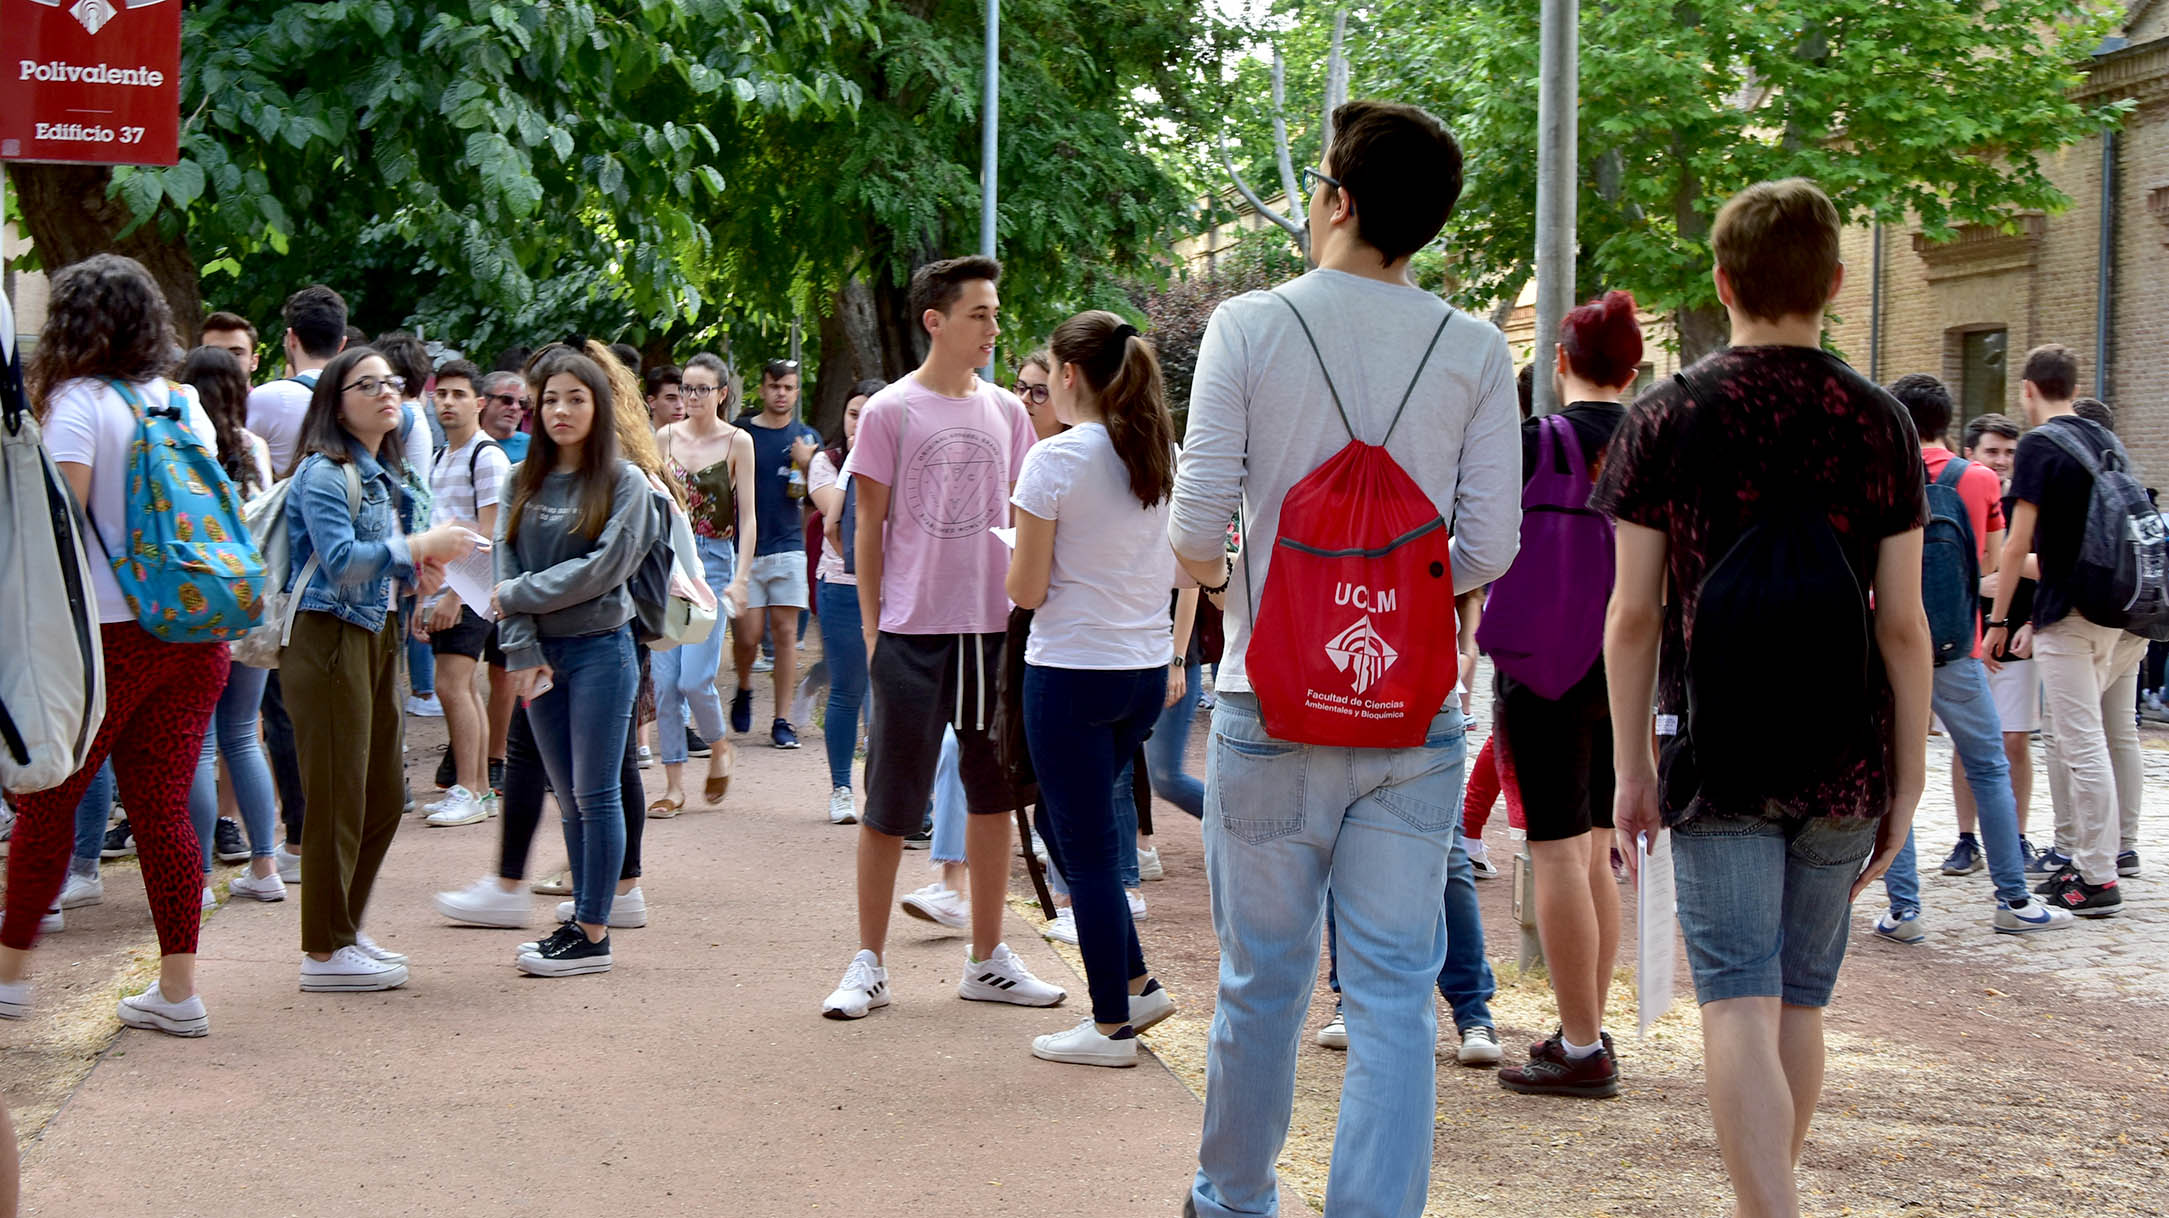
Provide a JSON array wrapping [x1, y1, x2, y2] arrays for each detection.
[[283, 346, 479, 994]]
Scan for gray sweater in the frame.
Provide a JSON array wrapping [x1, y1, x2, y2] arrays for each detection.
[[1168, 269, 1523, 695], [494, 460, 656, 670]]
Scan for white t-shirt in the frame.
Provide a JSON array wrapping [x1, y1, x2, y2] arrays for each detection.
[[246, 373, 317, 479], [42, 377, 220, 624], [398, 398, 432, 480], [1012, 423, 1177, 669], [807, 449, 855, 587]]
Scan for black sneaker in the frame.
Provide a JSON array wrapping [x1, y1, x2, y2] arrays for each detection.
[[517, 928, 612, 977], [1939, 835, 1983, 876], [902, 827, 933, 850], [489, 758, 507, 799], [2118, 849, 2141, 878], [2045, 872, 2122, 918], [213, 817, 250, 864], [1498, 1033, 1620, 1099], [771, 718, 800, 750], [2033, 863, 2078, 897], [730, 688, 754, 735], [686, 727, 711, 759], [435, 747, 457, 791], [101, 819, 136, 860]]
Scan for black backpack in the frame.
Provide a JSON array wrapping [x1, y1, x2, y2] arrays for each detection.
[[2031, 417, 2169, 641], [1673, 370, 1879, 802]]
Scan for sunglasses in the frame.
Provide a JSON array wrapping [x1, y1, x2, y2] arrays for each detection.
[[1011, 382, 1050, 404], [487, 392, 530, 408], [341, 374, 407, 397]]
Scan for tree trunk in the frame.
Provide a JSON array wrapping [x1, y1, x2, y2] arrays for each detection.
[[1674, 302, 1728, 366], [1667, 130, 1725, 366], [8, 163, 203, 340], [810, 274, 891, 441]]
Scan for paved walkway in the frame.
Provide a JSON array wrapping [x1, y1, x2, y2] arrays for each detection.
[[12, 684, 1253, 1217]]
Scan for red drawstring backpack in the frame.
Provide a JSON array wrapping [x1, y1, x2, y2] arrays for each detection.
[[1245, 296, 1458, 749]]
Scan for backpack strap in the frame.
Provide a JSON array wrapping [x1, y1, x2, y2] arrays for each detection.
[[278, 461, 364, 647], [2034, 416, 2123, 476], [467, 436, 504, 490], [1273, 293, 1453, 446], [1932, 456, 1969, 490]]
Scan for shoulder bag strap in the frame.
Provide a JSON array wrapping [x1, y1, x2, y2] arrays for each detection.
[[279, 462, 364, 647]]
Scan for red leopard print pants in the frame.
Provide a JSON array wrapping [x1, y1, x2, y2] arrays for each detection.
[[3, 623, 229, 955]]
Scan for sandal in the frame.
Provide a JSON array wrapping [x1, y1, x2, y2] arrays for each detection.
[[530, 869, 573, 895], [704, 742, 733, 805], [647, 797, 685, 820]]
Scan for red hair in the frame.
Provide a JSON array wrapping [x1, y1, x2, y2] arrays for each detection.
[[1559, 290, 1643, 389]]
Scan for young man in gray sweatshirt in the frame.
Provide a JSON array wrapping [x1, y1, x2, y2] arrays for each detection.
[[1169, 100, 1521, 1217]]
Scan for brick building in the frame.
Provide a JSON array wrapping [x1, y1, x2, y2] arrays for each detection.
[[1826, 4, 2169, 478]]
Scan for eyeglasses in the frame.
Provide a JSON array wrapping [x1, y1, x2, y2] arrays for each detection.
[[342, 374, 406, 397], [1301, 166, 1341, 195], [683, 385, 721, 399], [1011, 382, 1050, 405]]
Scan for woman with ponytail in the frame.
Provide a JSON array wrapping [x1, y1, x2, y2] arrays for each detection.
[[1005, 310, 1182, 1067]]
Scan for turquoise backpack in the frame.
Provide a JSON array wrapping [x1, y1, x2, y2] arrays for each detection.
[[103, 379, 266, 642]]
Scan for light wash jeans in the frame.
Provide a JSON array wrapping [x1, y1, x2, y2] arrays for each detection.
[[931, 728, 968, 864], [1886, 657, 2029, 912], [1145, 659, 1206, 818], [1325, 804, 1496, 1031], [188, 661, 281, 870], [527, 626, 638, 926], [653, 536, 737, 765], [1194, 692, 1467, 1218], [72, 760, 117, 870]]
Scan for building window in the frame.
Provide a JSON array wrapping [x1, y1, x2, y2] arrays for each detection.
[[1959, 328, 2007, 425]]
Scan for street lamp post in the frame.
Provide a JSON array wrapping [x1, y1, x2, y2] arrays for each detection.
[[979, 1, 999, 380]]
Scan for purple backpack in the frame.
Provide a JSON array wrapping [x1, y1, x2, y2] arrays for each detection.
[[1475, 415, 1614, 699]]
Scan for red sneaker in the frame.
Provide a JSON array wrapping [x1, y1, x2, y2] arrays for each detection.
[[1499, 1033, 1620, 1099]]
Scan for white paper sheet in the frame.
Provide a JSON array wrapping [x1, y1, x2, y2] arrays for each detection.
[[1636, 829, 1678, 1038], [990, 526, 1017, 550], [439, 527, 499, 621]]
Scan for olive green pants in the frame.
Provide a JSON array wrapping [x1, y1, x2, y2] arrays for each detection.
[[285, 611, 406, 955]]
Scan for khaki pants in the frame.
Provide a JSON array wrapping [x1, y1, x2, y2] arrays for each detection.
[[2033, 616, 2145, 885], [285, 611, 406, 954]]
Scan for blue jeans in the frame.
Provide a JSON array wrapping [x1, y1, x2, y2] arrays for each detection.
[[406, 629, 434, 697], [1145, 659, 1206, 819], [1886, 657, 2028, 913], [816, 578, 868, 789], [1024, 664, 1165, 1023], [653, 536, 737, 766], [1046, 754, 1147, 899], [526, 627, 638, 926], [1323, 809, 1496, 1031], [1671, 811, 1877, 1007], [1194, 692, 1467, 1218], [930, 728, 967, 864], [73, 760, 117, 867], [188, 662, 280, 869]]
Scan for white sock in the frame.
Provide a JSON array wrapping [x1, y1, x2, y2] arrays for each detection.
[[1462, 836, 1486, 855], [1563, 1035, 1605, 1060]]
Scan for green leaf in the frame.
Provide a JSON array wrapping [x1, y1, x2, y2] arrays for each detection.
[[163, 161, 208, 209]]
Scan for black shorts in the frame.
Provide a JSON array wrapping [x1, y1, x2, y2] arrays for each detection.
[[862, 631, 1013, 838], [1494, 662, 1614, 842], [428, 606, 492, 660], [481, 621, 506, 668]]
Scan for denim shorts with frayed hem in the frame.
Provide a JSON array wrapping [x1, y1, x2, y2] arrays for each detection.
[[1670, 809, 1878, 1008]]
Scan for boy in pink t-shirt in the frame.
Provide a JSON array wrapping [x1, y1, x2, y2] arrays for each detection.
[[821, 256, 1067, 1020]]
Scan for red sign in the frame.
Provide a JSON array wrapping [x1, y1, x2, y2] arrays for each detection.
[[0, 0, 181, 166]]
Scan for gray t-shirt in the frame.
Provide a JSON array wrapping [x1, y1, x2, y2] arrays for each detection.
[[1168, 268, 1522, 694], [494, 460, 656, 670]]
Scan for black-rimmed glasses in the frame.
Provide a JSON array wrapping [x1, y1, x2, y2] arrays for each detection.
[[1301, 166, 1341, 195], [342, 374, 407, 397], [1011, 382, 1050, 405]]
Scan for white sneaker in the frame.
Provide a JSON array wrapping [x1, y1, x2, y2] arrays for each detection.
[[425, 785, 491, 827], [228, 869, 287, 902], [1031, 1018, 1138, 1067], [1137, 847, 1164, 882], [751, 654, 774, 674], [38, 907, 62, 935], [1127, 890, 1148, 921], [60, 872, 104, 909], [1043, 907, 1079, 945], [116, 982, 209, 1038], [638, 745, 654, 769], [1128, 980, 1176, 1033], [436, 877, 533, 928], [1994, 898, 2077, 934], [0, 978, 29, 1020], [958, 943, 1066, 1007], [1455, 1024, 1504, 1065], [899, 883, 968, 930], [353, 932, 408, 966], [1465, 838, 1501, 880], [821, 949, 890, 1019], [404, 693, 444, 718], [300, 946, 409, 992], [1028, 830, 1050, 867], [274, 846, 303, 885], [201, 886, 218, 910], [828, 786, 858, 826], [555, 887, 648, 929], [1316, 1008, 1348, 1049]]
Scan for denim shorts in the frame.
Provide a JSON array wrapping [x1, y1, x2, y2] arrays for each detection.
[[1669, 810, 1879, 1008]]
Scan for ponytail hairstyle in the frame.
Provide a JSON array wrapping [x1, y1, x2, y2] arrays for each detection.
[[586, 338, 685, 512], [176, 345, 259, 494], [1558, 289, 1643, 390], [1049, 309, 1174, 508], [501, 348, 622, 548]]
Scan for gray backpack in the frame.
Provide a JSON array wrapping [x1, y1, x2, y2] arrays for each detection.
[[2033, 417, 2169, 641]]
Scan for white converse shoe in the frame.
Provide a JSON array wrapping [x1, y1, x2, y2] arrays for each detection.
[[828, 786, 858, 826], [353, 932, 408, 966], [555, 887, 648, 929], [274, 846, 303, 885], [300, 946, 409, 992], [436, 877, 532, 928], [60, 872, 104, 909], [899, 883, 968, 930], [1031, 1018, 1138, 1067], [821, 949, 890, 1020], [228, 869, 287, 902], [201, 886, 218, 910], [958, 943, 1066, 1007], [116, 982, 209, 1038]]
